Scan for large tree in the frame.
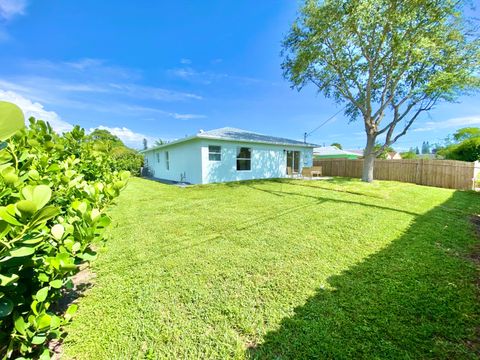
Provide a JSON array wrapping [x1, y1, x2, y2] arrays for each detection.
[[282, 0, 480, 182]]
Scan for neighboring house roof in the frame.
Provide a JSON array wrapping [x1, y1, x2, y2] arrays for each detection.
[[387, 151, 402, 159], [346, 149, 364, 156], [142, 127, 317, 152], [313, 146, 362, 157]]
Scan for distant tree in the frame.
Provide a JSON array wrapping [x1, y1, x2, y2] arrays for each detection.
[[368, 143, 394, 159], [155, 139, 165, 147], [143, 138, 148, 150], [401, 151, 417, 159], [421, 141, 431, 154], [88, 129, 123, 152], [88, 129, 144, 175], [330, 142, 342, 149], [282, 0, 480, 182], [415, 147, 420, 155], [89, 129, 122, 145]]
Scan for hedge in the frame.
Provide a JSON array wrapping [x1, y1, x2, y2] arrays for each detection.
[[0, 102, 128, 359]]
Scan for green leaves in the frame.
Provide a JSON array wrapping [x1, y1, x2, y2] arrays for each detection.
[[0, 101, 24, 141], [21, 185, 52, 210], [282, 0, 480, 175], [0, 118, 128, 359], [0, 274, 19, 286], [7, 247, 35, 258], [14, 315, 27, 335], [50, 224, 65, 240], [49, 280, 62, 289], [35, 287, 49, 302]]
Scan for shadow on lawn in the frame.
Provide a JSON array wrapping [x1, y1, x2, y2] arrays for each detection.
[[247, 190, 480, 359], [246, 184, 419, 216]]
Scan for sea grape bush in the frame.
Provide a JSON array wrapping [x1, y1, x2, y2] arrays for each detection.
[[0, 117, 129, 359]]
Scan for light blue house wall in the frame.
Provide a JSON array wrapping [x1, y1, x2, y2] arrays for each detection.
[[142, 128, 315, 185], [199, 139, 312, 184], [144, 140, 203, 184]]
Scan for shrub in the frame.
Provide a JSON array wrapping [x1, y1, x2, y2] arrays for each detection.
[[444, 137, 480, 162], [111, 147, 144, 176], [0, 113, 128, 359]]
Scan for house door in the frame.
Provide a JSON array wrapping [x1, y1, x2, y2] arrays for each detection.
[[286, 151, 301, 174]]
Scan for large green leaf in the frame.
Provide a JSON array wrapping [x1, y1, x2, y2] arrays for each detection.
[[8, 247, 35, 258], [30, 206, 60, 226], [35, 287, 49, 302], [32, 185, 52, 210], [14, 315, 27, 335], [0, 273, 19, 286], [50, 224, 65, 240], [0, 206, 22, 226], [49, 280, 62, 289], [36, 313, 51, 330], [0, 101, 24, 141]]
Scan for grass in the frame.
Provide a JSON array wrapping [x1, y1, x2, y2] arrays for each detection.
[[62, 177, 480, 359]]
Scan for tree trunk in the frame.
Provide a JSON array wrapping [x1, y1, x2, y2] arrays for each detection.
[[362, 135, 376, 182]]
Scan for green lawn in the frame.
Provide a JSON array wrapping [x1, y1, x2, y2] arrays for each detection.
[[63, 177, 480, 359]]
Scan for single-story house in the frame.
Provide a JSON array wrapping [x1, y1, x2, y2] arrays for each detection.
[[142, 127, 316, 184], [313, 146, 362, 159]]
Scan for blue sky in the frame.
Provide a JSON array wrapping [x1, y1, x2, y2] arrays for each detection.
[[0, 0, 479, 150]]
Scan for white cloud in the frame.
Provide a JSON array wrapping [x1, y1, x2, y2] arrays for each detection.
[[109, 83, 203, 101], [180, 58, 192, 65], [168, 66, 262, 86], [413, 116, 480, 132], [170, 113, 206, 120], [65, 58, 105, 70], [91, 125, 153, 149], [0, 89, 73, 133], [120, 105, 206, 120], [0, 0, 26, 20]]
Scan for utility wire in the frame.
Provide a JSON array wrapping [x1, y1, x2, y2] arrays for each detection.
[[304, 106, 345, 143]]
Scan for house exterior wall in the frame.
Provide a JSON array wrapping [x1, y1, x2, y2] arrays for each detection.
[[143, 139, 314, 184], [199, 139, 313, 184], [144, 140, 202, 184]]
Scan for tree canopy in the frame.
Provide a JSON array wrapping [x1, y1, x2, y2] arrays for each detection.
[[88, 129, 143, 175], [452, 127, 480, 142], [282, 0, 480, 181], [438, 126, 480, 161]]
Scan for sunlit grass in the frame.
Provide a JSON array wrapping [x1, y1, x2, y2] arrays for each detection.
[[63, 177, 480, 359]]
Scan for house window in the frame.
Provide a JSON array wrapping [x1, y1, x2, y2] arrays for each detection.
[[156, 152, 160, 163], [208, 145, 221, 161], [236, 147, 251, 171], [165, 151, 169, 170]]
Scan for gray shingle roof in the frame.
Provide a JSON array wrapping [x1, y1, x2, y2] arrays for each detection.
[[142, 127, 317, 152], [197, 127, 317, 147]]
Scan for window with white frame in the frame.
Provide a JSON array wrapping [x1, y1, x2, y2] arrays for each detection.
[[156, 152, 160, 163], [165, 151, 169, 170], [208, 145, 221, 161], [236, 147, 251, 171]]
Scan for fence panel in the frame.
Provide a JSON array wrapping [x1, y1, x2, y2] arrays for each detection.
[[312, 158, 477, 190]]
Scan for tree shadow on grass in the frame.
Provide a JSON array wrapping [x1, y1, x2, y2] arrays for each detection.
[[246, 184, 419, 217], [247, 190, 480, 359]]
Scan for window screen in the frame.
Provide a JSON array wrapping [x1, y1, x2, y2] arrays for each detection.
[[236, 147, 251, 171], [208, 145, 221, 161]]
